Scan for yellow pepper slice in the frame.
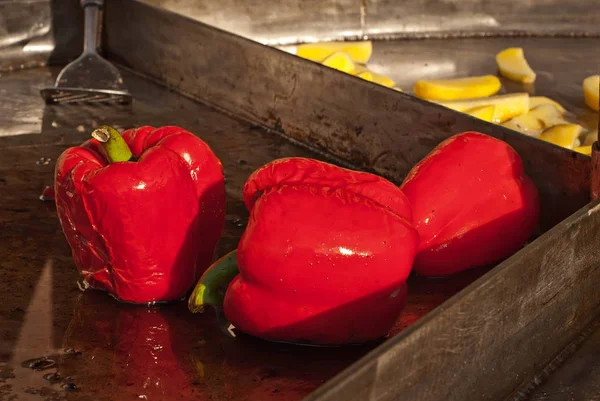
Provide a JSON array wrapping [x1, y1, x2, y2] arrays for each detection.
[[321, 52, 355, 73], [414, 75, 501, 101], [297, 41, 373, 64], [527, 104, 567, 128], [529, 96, 566, 113], [369, 72, 396, 88], [502, 114, 544, 136], [434, 93, 529, 123], [539, 124, 582, 149], [352, 65, 396, 88], [501, 103, 568, 136], [496, 47, 536, 84], [583, 75, 599, 111], [574, 145, 592, 156], [465, 105, 496, 122]]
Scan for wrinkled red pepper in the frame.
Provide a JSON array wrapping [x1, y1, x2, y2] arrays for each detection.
[[400, 131, 540, 277], [192, 157, 419, 345], [55, 125, 225, 304]]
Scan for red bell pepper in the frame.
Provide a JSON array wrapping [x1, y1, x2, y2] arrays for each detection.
[[54, 125, 225, 304], [189, 157, 418, 345], [400, 131, 540, 277]]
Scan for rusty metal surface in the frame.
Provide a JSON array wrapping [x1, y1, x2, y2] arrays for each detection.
[[0, 66, 487, 401]]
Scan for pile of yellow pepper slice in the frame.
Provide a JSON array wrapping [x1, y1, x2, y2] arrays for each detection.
[[293, 41, 599, 156], [294, 41, 402, 91]]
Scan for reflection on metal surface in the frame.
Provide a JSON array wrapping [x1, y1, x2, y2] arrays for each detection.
[[5, 260, 61, 401], [365, 13, 500, 35], [12, 260, 54, 360], [0, 67, 49, 136], [139, 0, 362, 46], [23, 40, 54, 53], [0, 1, 51, 49], [0, 0, 83, 72], [0, 0, 52, 70], [139, 0, 600, 45], [367, 58, 458, 86], [2, 0, 600, 71]]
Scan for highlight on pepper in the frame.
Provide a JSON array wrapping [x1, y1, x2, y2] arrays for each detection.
[[189, 157, 419, 346], [54, 125, 226, 304]]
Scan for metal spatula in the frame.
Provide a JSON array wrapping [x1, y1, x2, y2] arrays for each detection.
[[40, 0, 132, 104]]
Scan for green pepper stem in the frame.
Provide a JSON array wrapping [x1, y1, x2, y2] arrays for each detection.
[[91, 125, 133, 163], [188, 250, 240, 313]]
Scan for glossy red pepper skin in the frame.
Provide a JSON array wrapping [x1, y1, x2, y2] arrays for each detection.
[[223, 158, 418, 345], [400, 131, 540, 277], [54, 126, 226, 304]]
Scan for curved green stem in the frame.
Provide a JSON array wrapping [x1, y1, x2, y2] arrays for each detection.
[[91, 125, 133, 163], [188, 250, 239, 313]]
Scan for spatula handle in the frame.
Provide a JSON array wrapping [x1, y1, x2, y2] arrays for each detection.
[[81, 0, 103, 6], [81, 0, 104, 54]]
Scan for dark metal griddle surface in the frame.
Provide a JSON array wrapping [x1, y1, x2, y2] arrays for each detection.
[[2, 1, 600, 398], [529, 318, 600, 401], [0, 67, 484, 401]]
